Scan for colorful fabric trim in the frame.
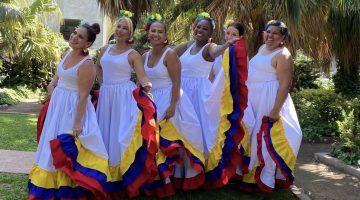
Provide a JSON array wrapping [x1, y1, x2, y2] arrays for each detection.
[[242, 117, 297, 193], [204, 38, 249, 189], [262, 117, 296, 187], [36, 99, 50, 143], [159, 120, 205, 190], [29, 133, 111, 199]]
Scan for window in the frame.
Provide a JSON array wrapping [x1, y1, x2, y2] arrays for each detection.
[[60, 19, 81, 40]]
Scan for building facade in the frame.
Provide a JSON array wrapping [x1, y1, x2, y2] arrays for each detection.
[[47, 0, 114, 50]]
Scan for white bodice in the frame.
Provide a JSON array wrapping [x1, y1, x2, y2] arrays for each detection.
[[57, 51, 91, 91], [144, 48, 172, 89], [248, 45, 284, 83], [180, 43, 214, 79], [100, 45, 134, 85]]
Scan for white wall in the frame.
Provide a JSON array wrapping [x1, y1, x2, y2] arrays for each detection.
[[47, 0, 113, 50]]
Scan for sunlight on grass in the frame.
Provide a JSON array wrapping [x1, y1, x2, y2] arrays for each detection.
[[0, 113, 37, 151]]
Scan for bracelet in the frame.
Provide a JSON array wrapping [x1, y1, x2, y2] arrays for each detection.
[[142, 82, 152, 88]]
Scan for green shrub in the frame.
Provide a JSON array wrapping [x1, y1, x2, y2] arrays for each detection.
[[293, 52, 320, 91], [0, 86, 41, 105], [331, 109, 360, 167], [292, 89, 345, 141], [333, 67, 360, 98]]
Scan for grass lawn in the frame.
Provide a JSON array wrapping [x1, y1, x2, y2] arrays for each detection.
[[0, 113, 37, 151], [0, 173, 28, 200], [0, 172, 296, 200]]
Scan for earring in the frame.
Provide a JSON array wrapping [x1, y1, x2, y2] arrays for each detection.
[[83, 49, 89, 55], [164, 39, 168, 44]]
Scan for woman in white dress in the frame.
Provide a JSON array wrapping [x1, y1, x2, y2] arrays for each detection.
[[240, 20, 302, 193], [212, 21, 255, 181], [141, 17, 205, 196], [28, 23, 111, 200], [175, 13, 246, 189], [95, 11, 155, 198]]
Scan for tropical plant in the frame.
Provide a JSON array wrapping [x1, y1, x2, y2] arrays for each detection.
[[331, 109, 360, 166], [96, 0, 151, 19], [0, 0, 66, 89]]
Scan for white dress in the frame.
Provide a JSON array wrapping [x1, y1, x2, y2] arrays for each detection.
[[28, 51, 111, 199], [96, 45, 155, 196], [144, 48, 205, 192], [213, 49, 255, 180], [241, 45, 302, 192]]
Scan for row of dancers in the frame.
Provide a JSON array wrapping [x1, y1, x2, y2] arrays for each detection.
[[28, 11, 302, 200]]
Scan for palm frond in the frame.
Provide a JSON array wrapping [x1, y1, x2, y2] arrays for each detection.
[[0, 2, 24, 24], [96, 0, 151, 19]]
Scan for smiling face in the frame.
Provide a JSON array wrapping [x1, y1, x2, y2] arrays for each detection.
[[68, 27, 91, 50], [148, 21, 167, 46], [114, 19, 131, 42], [263, 25, 286, 49], [225, 26, 240, 42], [193, 19, 212, 43]]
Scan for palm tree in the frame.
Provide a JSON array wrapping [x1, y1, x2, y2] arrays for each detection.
[[0, 0, 25, 58], [96, 0, 151, 19], [95, 0, 360, 83]]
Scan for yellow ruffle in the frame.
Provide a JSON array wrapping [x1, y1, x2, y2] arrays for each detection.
[[269, 118, 297, 177], [205, 48, 233, 172], [29, 164, 77, 189], [71, 134, 111, 182], [159, 120, 205, 164], [109, 113, 143, 181], [240, 121, 251, 157]]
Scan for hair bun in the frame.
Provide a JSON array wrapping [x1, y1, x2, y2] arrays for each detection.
[[91, 23, 101, 34]]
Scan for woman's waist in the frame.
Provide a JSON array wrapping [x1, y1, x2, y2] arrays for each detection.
[[57, 81, 78, 91], [181, 66, 212, 79], [102, 79, 134, 86], [246, 79, 279, 87], [150, 80, 172, 90]]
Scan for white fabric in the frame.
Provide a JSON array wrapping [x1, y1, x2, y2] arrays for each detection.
[[145, 48, 204, 178], [96, 46, 139, 166], [246, 45, 302, 188], [100, 45, 134, 85], [35, 51, 108, 172], [213, 55, 223, 77], [180, 43, 223, 158], [248, 45, 283, 83]]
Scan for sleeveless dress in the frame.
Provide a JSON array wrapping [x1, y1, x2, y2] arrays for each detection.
[[96, 45, 157, 197], [144, 48, 205, 193], [180, 42, 250, 188], [212, 41, 256, 180], [241, 45, 302, 192], [28, 51, 111, 199]]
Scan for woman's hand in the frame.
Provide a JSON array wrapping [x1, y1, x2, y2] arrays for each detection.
[[226, 37, 241, 46], [269, 109, 280, 123], [164, 105, 176, 120], [72, 123, 83, 137], [142, 82, 152, 93]]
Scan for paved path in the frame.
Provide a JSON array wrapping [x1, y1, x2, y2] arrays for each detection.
[[0, 99, 42, 115], [0, 149, 34, 174], [295, 143, 360, 200]]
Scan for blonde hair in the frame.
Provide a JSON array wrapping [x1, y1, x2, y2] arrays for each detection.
[[117, 17, 134, 42]]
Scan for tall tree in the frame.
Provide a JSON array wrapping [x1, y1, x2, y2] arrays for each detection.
[[96, 0, 151, 19]]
